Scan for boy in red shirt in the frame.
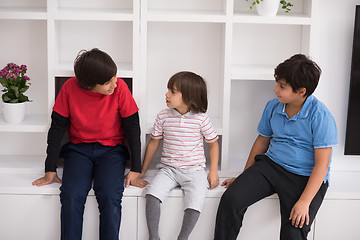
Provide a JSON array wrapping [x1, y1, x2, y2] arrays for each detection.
[[32, 48, 141, 240]]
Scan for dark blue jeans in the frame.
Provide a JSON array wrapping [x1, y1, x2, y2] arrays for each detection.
[[60, 142, 128, 240], [214, 154, 328, 240]]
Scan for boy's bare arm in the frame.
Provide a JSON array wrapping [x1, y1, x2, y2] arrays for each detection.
[[207, 140, 219, 189], [289, 147, 332, 229], [222, 135, 270, 188], [244, 135, 271, 171], [129, 138, 161, 188], [142, 138, 161, 174]]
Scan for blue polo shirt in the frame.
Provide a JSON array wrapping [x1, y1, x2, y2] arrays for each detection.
[[258, 95, 338, 182]]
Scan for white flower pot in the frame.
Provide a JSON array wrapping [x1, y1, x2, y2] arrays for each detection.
[[256, 0, 280, 17], [2, 102, 26, 123]]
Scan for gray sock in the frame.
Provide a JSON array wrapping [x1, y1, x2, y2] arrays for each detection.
[[146, 194, 161, 240], [177, 208, 200, 240]]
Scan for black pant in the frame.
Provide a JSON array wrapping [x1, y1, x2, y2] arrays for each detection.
[[214, 155, 328, 240]]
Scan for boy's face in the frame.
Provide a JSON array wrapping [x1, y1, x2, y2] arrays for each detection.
[[91, 76, 117, 95], [165, 87, 188, 114], [273, 79, 306, 104]]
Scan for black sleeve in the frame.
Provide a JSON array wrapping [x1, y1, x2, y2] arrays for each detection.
[[45, 111, 69, 172], [121, 111, 141, 173]]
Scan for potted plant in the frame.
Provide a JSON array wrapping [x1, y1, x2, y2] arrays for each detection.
[[247, 0, 293, 16], [0, 63, 31, 123]]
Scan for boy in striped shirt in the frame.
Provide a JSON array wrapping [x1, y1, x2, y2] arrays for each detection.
[[135, 71, 219, 240]]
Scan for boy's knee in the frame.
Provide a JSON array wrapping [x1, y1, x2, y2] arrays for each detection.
[[60, 189, 88, 207], [220, 187, 239, 207], [146, 194, 162, 203], [95, 189, 124, 206]]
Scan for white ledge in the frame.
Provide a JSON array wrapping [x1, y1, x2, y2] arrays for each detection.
[[0, 114, 48, 132], [1, 172, 359, 201]]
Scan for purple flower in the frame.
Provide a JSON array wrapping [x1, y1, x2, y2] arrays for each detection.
[[0, 62, 31, 103]]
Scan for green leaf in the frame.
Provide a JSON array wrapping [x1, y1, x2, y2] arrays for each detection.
[[0, 78, 9, 88], [3, 94, 11, 102], [19, 94, 29, 103], [18, 78, 26, 88], [10, 86, 19, 98]]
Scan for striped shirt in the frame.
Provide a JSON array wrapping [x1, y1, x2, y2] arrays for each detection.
[[151, 108, 218, 168]]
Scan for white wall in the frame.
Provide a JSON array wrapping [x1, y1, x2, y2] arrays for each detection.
[[311, 0, 360, 172], [1, 0, 360, 175]]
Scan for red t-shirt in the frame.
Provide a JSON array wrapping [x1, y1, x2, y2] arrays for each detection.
[[53, 77, 138, 146]]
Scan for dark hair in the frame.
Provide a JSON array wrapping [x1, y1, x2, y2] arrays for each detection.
[[74, 48, 117, 90], [167, 71, 208, 113], [274, 54, 321, 97]]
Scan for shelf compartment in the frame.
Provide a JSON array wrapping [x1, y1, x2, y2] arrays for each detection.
[[232, 24, 310, 74], [147, 10, 226, 23], [0, 0, 46, 20], [146, 22, 225, 128], [232, 64, 276, 81], [54, 61, 133, 78], [0, 8, 47, 20], [146, 0, 226, 23], [54, 0, 133, 20], [0, 114, 48, 132], [54, 20, 133, 77], [0, 20, 48, 117], [228, 80, 275, 172], [54, 9, 133, 21], [0, 155, 45, 174], [233, 0, 313, 22], [233, 13, 311, 25]]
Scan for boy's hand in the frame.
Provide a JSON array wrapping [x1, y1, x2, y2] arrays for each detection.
[[125, 171, 148, 188], [289, 199, 310, 228], [207, 170, 219, 190], [129, 175, 149, 188], [221, 177, 236, 188], [32, 172, 62, 186]]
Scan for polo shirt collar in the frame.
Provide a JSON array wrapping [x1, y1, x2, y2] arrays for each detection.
[[169, 108, 196, 118], [277, 95, 314, 119], [298, 94, 314, 118]]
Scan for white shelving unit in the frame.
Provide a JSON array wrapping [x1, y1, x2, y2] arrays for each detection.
[[0, 0, 315, 177], [6, 1, 359, 240], [140, 0, 227, 176], [223, 0, 315, 174]]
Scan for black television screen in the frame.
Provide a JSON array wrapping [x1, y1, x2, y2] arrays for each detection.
[[345, 5, 360, 155]]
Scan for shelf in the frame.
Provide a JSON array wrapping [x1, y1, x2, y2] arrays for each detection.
[[54, 9, 133, 21], [0, 172, 229, 198], [3, 170, 359, 200], [0, 0, 317, 179], [54, 62, 133, 78], [0, 155, 45, 174], [0, 114, 48, 132], [147, 10, 226, 23], [0, 8, 47, 20], [231, 64, 276, 80], [233, 13, 311, 25]]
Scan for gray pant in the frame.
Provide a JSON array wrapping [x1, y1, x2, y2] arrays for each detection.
[[144, 164, 209, 212]]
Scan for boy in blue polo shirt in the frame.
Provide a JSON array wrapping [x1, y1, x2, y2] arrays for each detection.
[[214, 54, 338, 240]]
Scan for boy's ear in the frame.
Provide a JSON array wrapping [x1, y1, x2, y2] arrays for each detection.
[[297, 87, 306, 97]]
